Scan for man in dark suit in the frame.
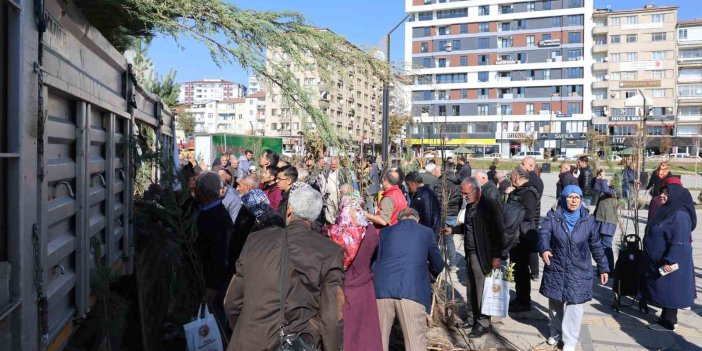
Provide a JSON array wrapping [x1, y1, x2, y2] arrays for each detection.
[[405, 171, 442, 235], [456, 157, 472, 182], [225, 186, 344, 351], [474, 170, 500, 204], [441, 177, 505, 337], [374, 208, 443, 351]]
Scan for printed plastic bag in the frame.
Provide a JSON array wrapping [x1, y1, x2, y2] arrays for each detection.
[[184, 303, 224, 351], [481, 269, 509, 317]]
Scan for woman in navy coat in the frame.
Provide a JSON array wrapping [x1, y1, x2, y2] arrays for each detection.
[[538, 185, 610, 351], [643, 182, 697, 331]]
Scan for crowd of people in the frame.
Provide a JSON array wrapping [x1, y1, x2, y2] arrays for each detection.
[[178, 149, 696, 351]]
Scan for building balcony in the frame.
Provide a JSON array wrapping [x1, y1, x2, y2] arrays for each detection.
[[679, 96, 702, 103], [678, 76, 702, 83], [592, 99, 609, 107], [592, 26, 609, 35], [592, 80, 609, 89], [678, 57, 702, 66], [592, 44, 608, 53], [592, 62, 608, 71], [677, 115, 702, 122]]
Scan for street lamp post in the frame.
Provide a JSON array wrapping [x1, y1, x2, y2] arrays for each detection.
[[381, 15, 409, 169]]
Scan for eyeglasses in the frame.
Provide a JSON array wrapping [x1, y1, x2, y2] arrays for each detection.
[[566, 195, 582, 201], [276, 177, 290, 183], [461, 188, 479, 197]]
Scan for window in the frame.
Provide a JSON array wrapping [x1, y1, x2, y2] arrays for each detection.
[[594, 36, 606, 45], [417, 75, 432, 84], [568, 15, 584, 26], [626, 34, 637, 43], [438, 58, 447, 67], [421, 27, 431, 37], [527, 35, 535, 47], [544, 69, 551, 80], [459, 89, 468, 99], [568, 32, 581, 43], [652, 32, 667, 41], [451, 105, 460, 116], [543, 0, 551, 10], [479, 5, 489, 16], [568, 0, 583, 6], [478, 38, 490, 49], [478, 88, 489, 99], [501, 22, 512, 32], [460, 24, 468, 34], [624, 90, 637, 98], [439, 106, 447, 116], [452, 39, 462, 50], [625, 52, 637, 62], [527, 2, 535, 12], [652, 14, 665, 23], [625, 16, 637, 25], [500, 5, 513, 14], [526, 104, 535, 115], [567, 68, 583, 78], [651, 70, 668, 79], [478, 105, 489, 115], [438, 26, 450, 35], [679, 29, 688, 40], [437, 8, 467, 19], [438, 40, 447, 51], [553, 17, 562, 27], [652, 51, 667, 60], [610, 35, 621, 43], [621, 71, 637, 80], [517, 20, 526, 30], [652, 89, 666, 98], [610, 53, 620, 62], [478, 55, 489, 65], [500, 37, 512, 48], [418, 12, 433, 21], [271, 123, 277, 130], [501, 105, 512, 115], [460, 56, 468, 66], [542, 33, 551, 41], [422, 57, 431, 68], [679, 85, 702, 97], [420, 42, 428, 53], [567, 102, 581, 114], [479, 22, 490, 32], [436, 73, 467, 84], [593, 90, 607, 99], [568, 49, 583, 61], [478, 71, 489, 82], [542, 103, 551, 112], [610, 17, 621, 26]]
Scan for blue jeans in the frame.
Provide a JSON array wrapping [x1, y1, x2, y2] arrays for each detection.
[[600, 234, 615, 275], [445, 216, 458, 266]]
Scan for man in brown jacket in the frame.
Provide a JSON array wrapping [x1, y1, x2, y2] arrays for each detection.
[[224, 186, 344, 351]]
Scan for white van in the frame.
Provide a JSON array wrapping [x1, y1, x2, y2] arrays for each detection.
[[512, 151, 543, 160]]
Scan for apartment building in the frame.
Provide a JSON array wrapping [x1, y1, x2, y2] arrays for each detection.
[[591, 5, 678, 153], [405, 0, 592, 158], [177, 78, 247, 105], [676, 19, 702, 155], [248, 74, 266, 94], [181, 93, 260, 135], [262, 34, 383, 154]]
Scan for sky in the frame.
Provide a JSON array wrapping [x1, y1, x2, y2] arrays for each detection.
[[148, 0, 702, 88]]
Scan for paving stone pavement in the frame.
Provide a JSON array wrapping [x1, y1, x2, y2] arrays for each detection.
[[431, 170, 702, 351]]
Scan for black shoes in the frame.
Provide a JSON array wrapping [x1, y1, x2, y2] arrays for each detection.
[[508, 301, 532, 313], [469, 324, 489, 338]]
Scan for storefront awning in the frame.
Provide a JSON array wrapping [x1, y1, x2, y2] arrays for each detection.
[[406, 138, 497, 146]]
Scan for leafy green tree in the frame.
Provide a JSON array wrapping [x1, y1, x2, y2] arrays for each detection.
[[177, 111, 196, 137], [146, 69, 180, 108]]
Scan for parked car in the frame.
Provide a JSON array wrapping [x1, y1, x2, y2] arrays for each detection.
[[670, 153, 690, 159], [512, 151, 544, 160], [487, 153, 504, 159]]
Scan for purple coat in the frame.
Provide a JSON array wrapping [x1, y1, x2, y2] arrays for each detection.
[[342, 224, 383, 351]]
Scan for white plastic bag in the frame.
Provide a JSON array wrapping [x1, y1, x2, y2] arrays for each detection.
[[184, 303, 224, 351], [481, 269, 509, 317]]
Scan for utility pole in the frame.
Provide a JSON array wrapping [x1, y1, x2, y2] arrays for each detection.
[[381, 15, 409, 169]]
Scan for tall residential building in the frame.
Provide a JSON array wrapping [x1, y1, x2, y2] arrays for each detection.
[[177, 78, 247, 105], [591, 5, 678, 153], [248, 73, 266, 94], [405, 0, 592, 158], [179, 93, 260, 135], [676, 19, 702, 155], [262, 32, 383, 154]]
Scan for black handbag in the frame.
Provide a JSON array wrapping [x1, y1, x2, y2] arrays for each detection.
[[274, 229, 317, 351]]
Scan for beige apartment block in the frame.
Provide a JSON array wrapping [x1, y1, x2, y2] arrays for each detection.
[[592, 4, 677, 152], [262, 40, 383, 155], [676, 19, 702, 155]]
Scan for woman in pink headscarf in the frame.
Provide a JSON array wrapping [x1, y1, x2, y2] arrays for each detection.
[[326, 191, 383, 351]]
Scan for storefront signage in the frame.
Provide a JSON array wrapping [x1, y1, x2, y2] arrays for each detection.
[[556, 113, 572, 118], [618, 80, 661, 88], [610, 116, 643, 122], [611, 137, 628, 145], [496, 60, 517, 65], [619, 61, 663, 71], [538, 39, 561, 47], [539, 133, 584, 140]]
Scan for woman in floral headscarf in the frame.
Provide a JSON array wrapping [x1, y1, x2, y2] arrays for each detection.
[[326, 191, 383, 351]]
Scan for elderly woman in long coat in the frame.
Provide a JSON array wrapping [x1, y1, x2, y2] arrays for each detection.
[[643, 182, 696, 331], [538, 185, 610, 351]]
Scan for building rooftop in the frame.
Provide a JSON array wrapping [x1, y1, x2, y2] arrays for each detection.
[[180, 79, 244, 85], [679, 18, 702, 26], [594, 4, 678, 16], [221, 98, 245, 104], [247, 91, 266, 98]]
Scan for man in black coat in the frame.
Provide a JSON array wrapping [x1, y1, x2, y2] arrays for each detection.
[[520, 157, 544, 281], [474, 170, 500, 203], [504, 166, 540, 312], [456, 157, 472, 182], [556, 162, 579, 196], [577, 155, 594, 207], [405, 171, 442, 235], [441, 177, 505, 337]]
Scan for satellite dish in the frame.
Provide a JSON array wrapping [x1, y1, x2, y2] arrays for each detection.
[[373, 50, 386, 61]]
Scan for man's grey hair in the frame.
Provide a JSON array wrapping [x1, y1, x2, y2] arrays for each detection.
[[425, 163, 437, 173], [382, 170, 400, 186], [474, 170, 488, 180], [239, 175, 259, 188], [512, 166, 530, 181], [461, 177, 481, 191], [398, 207, 420, 221], [289, 186, 323, 222], [296, 167, 309, 182], [195, 171, 223, 199], [496, 171, 507, 180]]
